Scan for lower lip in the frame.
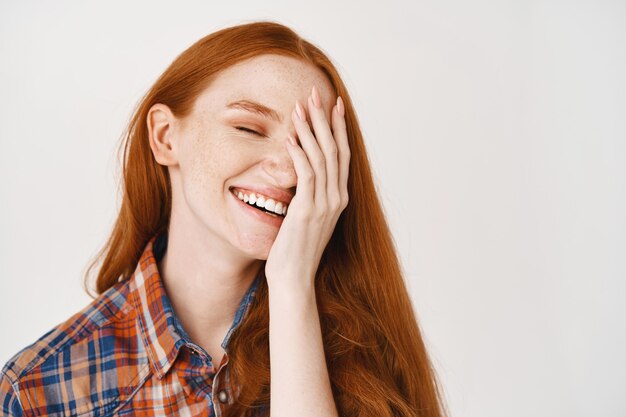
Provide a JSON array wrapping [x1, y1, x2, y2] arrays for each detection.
[[230, 191, 285, 227]]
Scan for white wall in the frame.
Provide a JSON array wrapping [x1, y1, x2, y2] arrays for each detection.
[[1, 1, 624, 416]]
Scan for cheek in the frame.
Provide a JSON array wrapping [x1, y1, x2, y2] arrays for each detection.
[[182, 144, 220, 197], [181, 133, 258, 198]]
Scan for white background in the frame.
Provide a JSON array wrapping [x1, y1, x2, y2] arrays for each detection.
[[1, 1, 625, 416]]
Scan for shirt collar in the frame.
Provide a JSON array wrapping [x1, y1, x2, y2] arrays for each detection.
[[128, 231, 263, 379]]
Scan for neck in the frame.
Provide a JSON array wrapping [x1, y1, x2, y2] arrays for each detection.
[[158, 216, 262, 351]]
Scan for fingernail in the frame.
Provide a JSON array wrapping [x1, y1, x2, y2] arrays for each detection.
[[311, 85, 321, 108], [337, 96, 345, 117], [295, 100, 306, 121], [287, 133, 297, 146]]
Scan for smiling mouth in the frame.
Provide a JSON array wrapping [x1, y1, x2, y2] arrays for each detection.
[[249, 203, 283, 217], [230, 188, 287, 218]]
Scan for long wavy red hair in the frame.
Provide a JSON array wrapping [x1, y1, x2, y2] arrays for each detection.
[[84, 20, 448, 417]]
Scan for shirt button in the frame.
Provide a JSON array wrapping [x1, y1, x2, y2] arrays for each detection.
[[218, 389, 229, 404]]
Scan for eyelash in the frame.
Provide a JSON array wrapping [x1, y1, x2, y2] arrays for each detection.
[[235, 126, 263, 136]]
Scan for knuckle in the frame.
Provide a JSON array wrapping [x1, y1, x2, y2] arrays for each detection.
[[301, 169, 314, 182], [298, 209, 314, 221], [313, 156, 326, 170], [329, 194, 341, 210], [314, 209, 326, 221]]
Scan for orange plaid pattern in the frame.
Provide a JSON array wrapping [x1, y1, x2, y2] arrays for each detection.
[[0, 232, 265, 416]]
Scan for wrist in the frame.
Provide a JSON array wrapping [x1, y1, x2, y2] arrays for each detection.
[[266, 275, 316, 302]]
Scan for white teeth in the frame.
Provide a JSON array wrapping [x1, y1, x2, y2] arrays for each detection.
[[264, 198, 276, 212], [232, 188, 289, 216]]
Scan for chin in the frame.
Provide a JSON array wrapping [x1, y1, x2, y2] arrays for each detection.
[[243, 241, 272, 259], [235, 233, 275, 260]]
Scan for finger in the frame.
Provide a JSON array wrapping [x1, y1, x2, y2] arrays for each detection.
[[284, 134, 314, 209], [292, 100, 326, 207], [308, 86, 340, 209], [332, 95, 350, 208]]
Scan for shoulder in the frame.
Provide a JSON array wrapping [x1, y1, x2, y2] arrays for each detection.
[[0, 369, 23, 416], [1, 280, 133, 383], [0, 279, 152, 416]]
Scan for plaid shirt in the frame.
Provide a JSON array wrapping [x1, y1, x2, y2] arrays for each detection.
[[0, 232, 265, 416]]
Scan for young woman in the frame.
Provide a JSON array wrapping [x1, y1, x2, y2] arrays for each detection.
[[0, 21, 447, 417]]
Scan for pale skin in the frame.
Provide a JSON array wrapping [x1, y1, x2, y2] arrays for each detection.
[[147, 54, 349, 416]]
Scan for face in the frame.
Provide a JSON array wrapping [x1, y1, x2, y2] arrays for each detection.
[[149, 54, 336, 260]]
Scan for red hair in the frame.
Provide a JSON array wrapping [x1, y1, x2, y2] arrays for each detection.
[[84, 20, 448, 417]]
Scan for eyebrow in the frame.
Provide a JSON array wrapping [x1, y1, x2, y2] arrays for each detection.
[[225, 99, 283, 123]]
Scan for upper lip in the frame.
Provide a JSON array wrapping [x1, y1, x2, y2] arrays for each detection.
[[230, 185, 294, 205]]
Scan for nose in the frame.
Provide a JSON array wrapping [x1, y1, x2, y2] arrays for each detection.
[[261, 138, 298, 190]]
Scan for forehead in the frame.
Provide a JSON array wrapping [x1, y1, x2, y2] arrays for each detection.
[[193, 54, 336, 114]]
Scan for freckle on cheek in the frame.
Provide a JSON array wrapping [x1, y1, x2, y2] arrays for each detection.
[[191, 158, 217, 185]]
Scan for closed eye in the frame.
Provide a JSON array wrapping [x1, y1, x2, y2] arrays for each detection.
[[235, 126, 263, 136]]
